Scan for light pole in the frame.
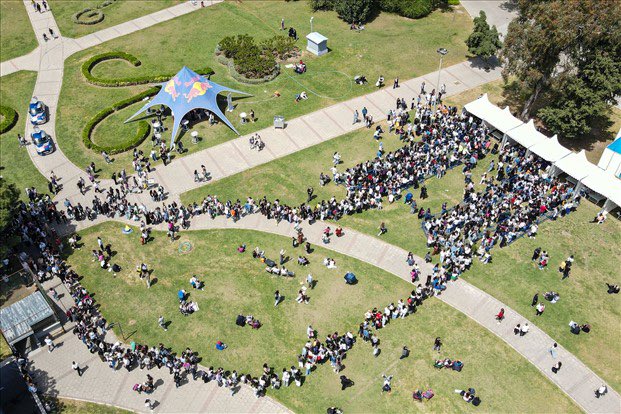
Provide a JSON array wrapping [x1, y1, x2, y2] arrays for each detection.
[[310, 16, 314, 33], [435, 48, 448, 109]]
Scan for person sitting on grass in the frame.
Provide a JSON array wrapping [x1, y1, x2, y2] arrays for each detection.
[[215, 341, 227, 351], [324, 257, 337, 269], [295, 91, 308, 103], [237, 244, 246, 253], [297, 256, 310, 266], [606, 283, 619, 294], [544, 291, 560, 303]]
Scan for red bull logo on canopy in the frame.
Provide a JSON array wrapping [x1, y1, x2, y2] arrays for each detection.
[[125, 66, 251, 146]]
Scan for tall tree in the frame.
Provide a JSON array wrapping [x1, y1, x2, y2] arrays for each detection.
[[0, 177, 20, 237], [465, 11, 502, 64], [500, 0, 621, 137]]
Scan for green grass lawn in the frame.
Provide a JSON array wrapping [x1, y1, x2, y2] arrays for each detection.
[[0, 71, 49, 197], [66, 222, 578, 413], [180, 122, 621, 390], [56, 0, 472, 177], [57, 398, 130, 414], [0, 1, 38, 62], [49, 0, 176, 38]]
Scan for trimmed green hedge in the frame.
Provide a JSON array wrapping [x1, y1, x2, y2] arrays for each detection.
[[82, 51, 214, 87], [73, 0, 117, 25], [0, 106, 18, 135], [82, 87, 158, 154]]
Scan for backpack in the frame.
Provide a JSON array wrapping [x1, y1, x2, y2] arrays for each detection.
[[472, 396, 481, 406]]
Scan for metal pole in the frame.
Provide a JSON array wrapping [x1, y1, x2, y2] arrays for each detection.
[[310, 17, 314, 33], [435, 55, 443, 110]]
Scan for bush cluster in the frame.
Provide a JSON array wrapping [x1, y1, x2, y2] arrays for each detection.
[[82, 87, 157, 154], [310, 0, 446, 22], [81, 52, 213, 87], [0, 106, 18, 135], [217, 34, 296, 80], [72, 0, 116, 25]]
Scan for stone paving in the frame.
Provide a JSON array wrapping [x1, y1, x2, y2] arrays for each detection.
[[57, 214, 621, 414], [3, 1, 620, 413], [28, 328, 290, 414]]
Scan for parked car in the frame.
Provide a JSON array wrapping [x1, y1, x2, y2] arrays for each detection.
[[31, 127, 54, 155], [29, 97, 47, 125]]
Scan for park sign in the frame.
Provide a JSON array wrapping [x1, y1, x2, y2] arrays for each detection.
[[125, 66, 250, 148]]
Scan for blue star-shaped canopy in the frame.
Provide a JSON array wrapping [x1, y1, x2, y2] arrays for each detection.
[[126, 66, 250, 147]]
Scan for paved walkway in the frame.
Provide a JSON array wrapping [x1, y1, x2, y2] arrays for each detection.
[[460, 0, 518, 36], [28, 329, 290, 414], [55, 214, 621, 414], [5, 2, 620, 413]]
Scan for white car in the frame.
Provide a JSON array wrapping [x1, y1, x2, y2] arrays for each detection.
[[31, 127, 54, 155], [29, 97, 48, 125]]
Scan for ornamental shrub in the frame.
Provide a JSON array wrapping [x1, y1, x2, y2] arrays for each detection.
[[0, 106, 18, 135], [334, 0, 377, 24], [82, 52, 213, 87], [217, 34, 295, 80], [82, 87, 157, 154], [379, 0, 434, 19]]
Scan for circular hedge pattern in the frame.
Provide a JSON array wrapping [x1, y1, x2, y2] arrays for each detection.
[[0, 106, 19, 135], [73, 8, 104, 25], [73, 0, 116, 25]]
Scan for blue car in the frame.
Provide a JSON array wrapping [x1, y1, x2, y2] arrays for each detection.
[[31, 127, 54, 155], [29, 97, 47, 125]]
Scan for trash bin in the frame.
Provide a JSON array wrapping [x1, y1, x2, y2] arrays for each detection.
[[274, 115, 285, 129]]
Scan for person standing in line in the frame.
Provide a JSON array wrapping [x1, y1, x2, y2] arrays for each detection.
[[72, 361, 82, 376], [433, 337, 442, 352], [144, 399, 154, 413], [549, 342, 558, 358], [44, 335, 55, 352], [353, 109, 359, 124], [158, 315, 167, 331]]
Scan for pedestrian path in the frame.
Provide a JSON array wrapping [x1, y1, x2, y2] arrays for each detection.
[[28, 329, 290, 414], [55, 214, 620, 414], [7, 1, 620, 413], [2, 1, 502, 210]]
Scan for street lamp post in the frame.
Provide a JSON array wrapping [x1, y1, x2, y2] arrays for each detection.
[[435, 48, 448, 109], [310, 16, 314, 33]]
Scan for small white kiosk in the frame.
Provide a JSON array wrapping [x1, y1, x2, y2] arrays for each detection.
[[306, 32, 328, 56]]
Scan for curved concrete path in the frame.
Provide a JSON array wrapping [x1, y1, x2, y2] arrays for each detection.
[[2, 1, 501, 211], [53, 213, 621, 414], [3, 1, 619, 413]]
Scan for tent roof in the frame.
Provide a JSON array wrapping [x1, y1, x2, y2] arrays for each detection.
[[553, 150, 601, 181], [506, 119, 546, 149], [581, 167, 621, 207], [464, 94, 523, 133], [306, 32, 328, 43], [0, 291, 54, 344], [528, 134, 572, 163], [607, 136, 621, 154], [126, 66, 250, 146]]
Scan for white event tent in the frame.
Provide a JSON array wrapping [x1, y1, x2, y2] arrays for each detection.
[[504, 119, 547, 149], [464, 95, 621, 212], [464, 94, 523, 135], [528, 135, 572, 163]]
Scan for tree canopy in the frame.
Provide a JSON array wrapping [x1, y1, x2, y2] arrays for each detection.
[[500, 0, 621, 138], [0, 177, 19, 237], [466, 11, 502, 63]]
